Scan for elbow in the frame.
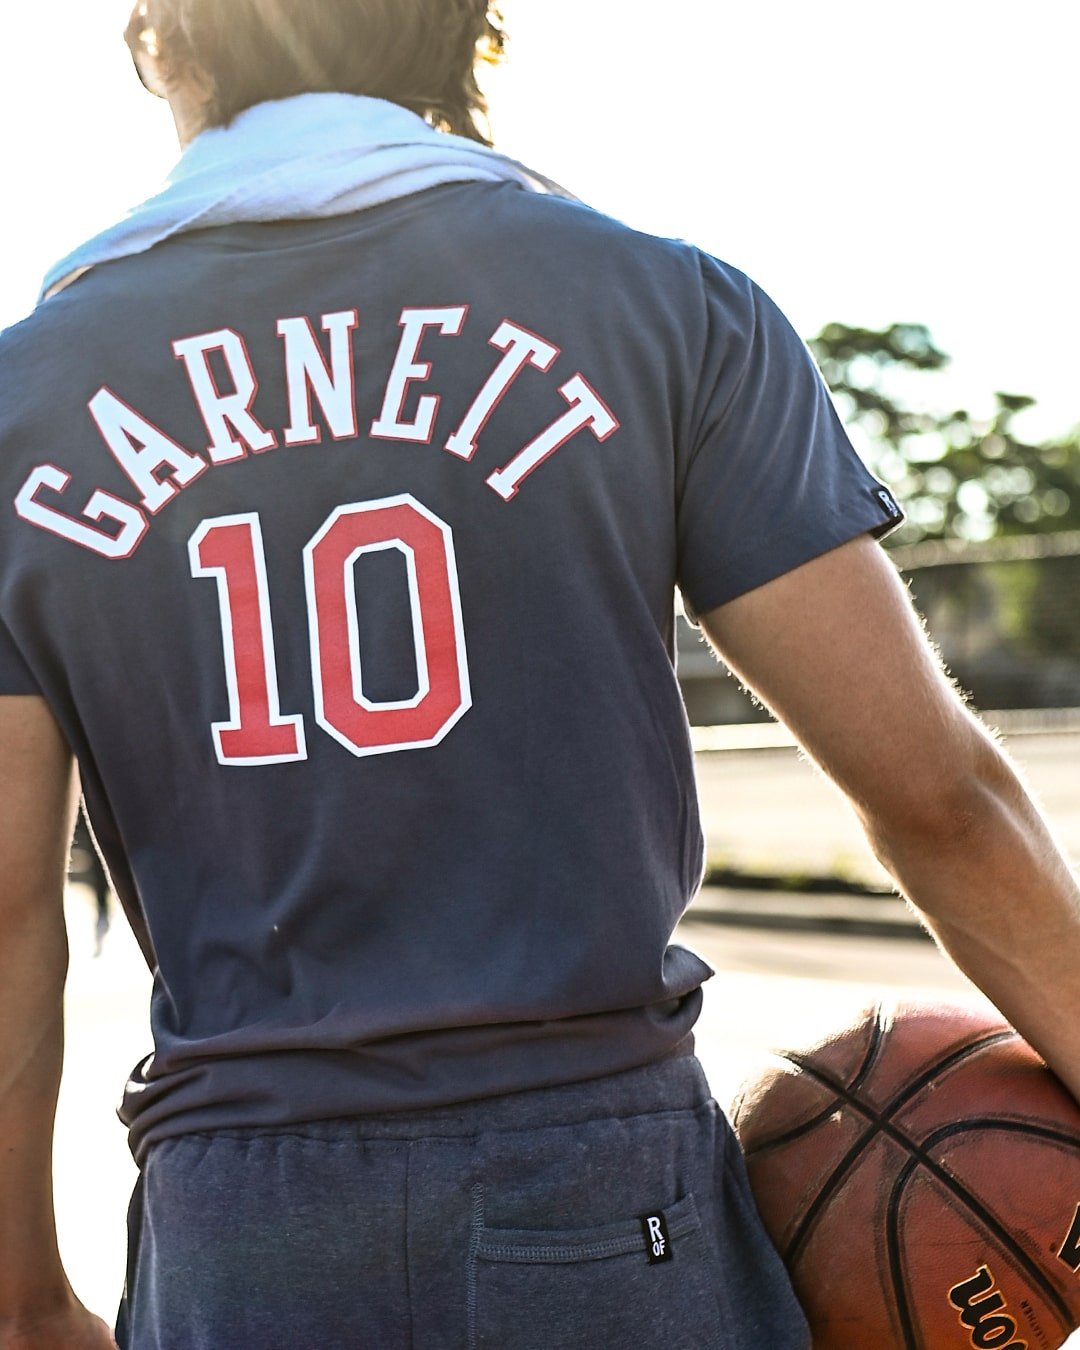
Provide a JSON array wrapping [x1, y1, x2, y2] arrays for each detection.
[[862, 734, 1015, 871]]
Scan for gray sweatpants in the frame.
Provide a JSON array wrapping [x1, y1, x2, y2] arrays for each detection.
[[116, 1054, 809, 1348]]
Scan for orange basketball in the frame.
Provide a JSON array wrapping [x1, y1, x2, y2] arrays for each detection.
[[731, 1002, 1080, 1349]]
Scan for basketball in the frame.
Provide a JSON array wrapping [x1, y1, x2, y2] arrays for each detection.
[[731, 1002, 1080, 1349]]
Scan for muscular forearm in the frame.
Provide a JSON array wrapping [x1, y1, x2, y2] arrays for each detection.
[[865, 738, 1080, 1104], [701, 537, 1080, 1106], [0, 896, 75, 1330]]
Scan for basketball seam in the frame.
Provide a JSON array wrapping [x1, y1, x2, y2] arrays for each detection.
[[886, 1156, 922, 1350], [924, 1117, 1080, 1152], [778, 1029, 1019, 1264], [886, 1145, 1073, 1342], [741, 1100, 845, 1159], [850, 1002, 888, 1092], [792, 1053, 1075, 1337], [742, 1005, 888, 1159]]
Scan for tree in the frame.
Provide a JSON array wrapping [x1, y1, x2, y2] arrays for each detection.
[[677, 322, 1080, 717], [808, 322, 1080, 544]]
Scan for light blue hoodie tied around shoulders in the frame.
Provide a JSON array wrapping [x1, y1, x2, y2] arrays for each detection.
[[39, 93, 576, 304]]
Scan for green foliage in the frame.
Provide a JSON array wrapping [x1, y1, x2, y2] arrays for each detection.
[[808, 322, 1080, 544]]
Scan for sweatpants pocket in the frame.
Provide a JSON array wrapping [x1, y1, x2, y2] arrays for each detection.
[[468, 1190, 725, 1349]]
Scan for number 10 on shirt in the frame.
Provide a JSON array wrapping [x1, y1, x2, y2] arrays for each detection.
[[189, 494, 472, 765]]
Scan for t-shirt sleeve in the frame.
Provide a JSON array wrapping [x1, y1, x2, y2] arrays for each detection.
[[0, 612, 42, 695], [675, 254, 904, 620]]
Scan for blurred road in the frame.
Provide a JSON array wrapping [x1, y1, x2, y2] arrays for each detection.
[[695, 725, 1080, 884]]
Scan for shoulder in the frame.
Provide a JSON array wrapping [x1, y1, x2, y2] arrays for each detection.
[[0, 291, 107, 439], [453, 184, 762, 351], [454, 182, 744, 285], [0, 308, 56, 436]]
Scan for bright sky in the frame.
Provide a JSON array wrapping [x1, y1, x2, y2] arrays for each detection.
[[2, 0, 1076, 439]]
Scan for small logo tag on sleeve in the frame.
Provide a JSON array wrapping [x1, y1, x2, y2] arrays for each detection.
[[640, 1211, 673, 1264], [876, 486, 903, 520]]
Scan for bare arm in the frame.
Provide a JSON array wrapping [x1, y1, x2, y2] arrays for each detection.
[[700, 535, 1080, 1102], [0, 697, 115, 1348]]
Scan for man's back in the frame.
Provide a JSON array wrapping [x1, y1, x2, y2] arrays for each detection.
[[0, 175, 896, 1163], [1, 183, 717, 1153]]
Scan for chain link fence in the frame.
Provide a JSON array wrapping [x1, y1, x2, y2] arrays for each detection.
[[678, 532, 1080, 725]]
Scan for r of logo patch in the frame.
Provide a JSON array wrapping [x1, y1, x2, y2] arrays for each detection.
[[947, 1265, 1027, 1349], [640, 1212, 673, 1265]]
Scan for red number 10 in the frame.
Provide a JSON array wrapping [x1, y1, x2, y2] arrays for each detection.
[[189, 495, 472, 765]]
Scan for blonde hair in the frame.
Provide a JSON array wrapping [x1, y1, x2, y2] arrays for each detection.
[[126, 0, 506, 145]]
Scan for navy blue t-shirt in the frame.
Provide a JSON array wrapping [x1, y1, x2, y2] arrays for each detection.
[[0, 182, 900, 1159]]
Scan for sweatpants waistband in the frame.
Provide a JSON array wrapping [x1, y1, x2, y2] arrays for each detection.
[[163, 1049, 708, 1148]]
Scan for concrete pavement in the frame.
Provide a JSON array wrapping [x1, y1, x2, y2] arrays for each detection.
[[693, 721, 1080, 888], [690, 883, 923, 936]]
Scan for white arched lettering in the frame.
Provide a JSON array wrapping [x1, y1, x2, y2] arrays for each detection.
[[277, 309, 360, 446], [14, 465, 148, 559], [370, 307, 468, 444], [89, 387, 206, 513], [445, 320, 559, 461], [173, 328, 277, 463]]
